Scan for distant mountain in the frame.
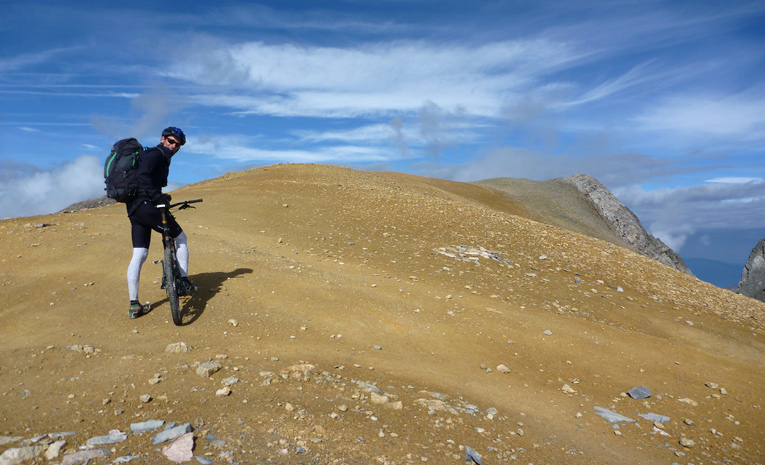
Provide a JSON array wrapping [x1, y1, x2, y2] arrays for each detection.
[[473, 174, 692, 275], [685, 258, 742, 289]]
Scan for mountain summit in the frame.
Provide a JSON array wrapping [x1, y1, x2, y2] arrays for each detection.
[[475, 174, 691, 275]]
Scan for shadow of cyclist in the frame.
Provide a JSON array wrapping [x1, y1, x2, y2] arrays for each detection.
[[154, 267, 254, 326]]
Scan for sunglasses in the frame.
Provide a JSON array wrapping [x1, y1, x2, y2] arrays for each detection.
[[165, 137, 181, 147]]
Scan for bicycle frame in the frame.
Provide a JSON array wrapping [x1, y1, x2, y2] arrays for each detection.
[[156, 199, 203, 325]]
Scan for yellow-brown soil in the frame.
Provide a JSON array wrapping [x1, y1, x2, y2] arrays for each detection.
[[1, 164, 763, 464]]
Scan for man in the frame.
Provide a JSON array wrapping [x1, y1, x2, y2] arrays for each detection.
[[126, 127, 196, 319]]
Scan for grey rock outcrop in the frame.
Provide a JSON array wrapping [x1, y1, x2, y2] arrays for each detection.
[[61, 196, 115, 213], [560, 174, 692, 275], [737, 239, 765, 301]]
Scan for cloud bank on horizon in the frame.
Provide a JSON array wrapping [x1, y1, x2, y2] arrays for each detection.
[[1, 0, 763, 269]]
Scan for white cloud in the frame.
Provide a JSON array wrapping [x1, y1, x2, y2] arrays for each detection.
[[634, 90, 765, 142], [292, 124, 399, 144], [614, 180, 765, 252], [419, 146, 688, 188], [648, 223, 696, 252], [0, 46, 79, 72], [171, 39, 587, 118], [0, 156, 104, 219], [706, 177, 763, 184], [183, 135, 398, 164]]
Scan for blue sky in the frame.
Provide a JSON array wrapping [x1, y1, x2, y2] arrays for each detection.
[[1, 0, 764, 282]]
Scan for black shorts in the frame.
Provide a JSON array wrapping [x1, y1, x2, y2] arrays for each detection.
[[129, 201, 183, 248]]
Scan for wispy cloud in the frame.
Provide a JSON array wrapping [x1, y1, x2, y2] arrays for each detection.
[[418, 146, 715, 188], [292, 124, 402, 144], [0, 47, 79, 73], [707, 177, 763, 184], [634, 89, 765, 142], [169, 39, 587, 118], [183, 136, 399, 164]]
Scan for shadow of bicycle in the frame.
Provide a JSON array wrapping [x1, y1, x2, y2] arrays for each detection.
[[154, 267, 254, 326]]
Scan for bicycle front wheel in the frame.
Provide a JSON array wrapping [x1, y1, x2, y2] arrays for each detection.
[[164, 246, 182, 325]]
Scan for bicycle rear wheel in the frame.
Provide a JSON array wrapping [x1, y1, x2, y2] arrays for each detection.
[[164, 246, 182, 325]]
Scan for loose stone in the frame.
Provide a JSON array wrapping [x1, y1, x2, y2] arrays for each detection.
[[561, 384, 576, 394], [131, 420, 165, 433], [113, 455, 140, 463], [45, 440, 66, 460], [637, 413, 670, 423], [196, 362, 222, 377], [0, 437, 23, 446], [152, 423, 193, 446], [221, 377, 240, 387], [370, 392, 388, 405], [86, 430, 127, 446], [0, 445, 47, 465], [165, 342, 190, 353], [627, 386, 652, 399], [162, 432, 195, 463], [464, 445, 482, 464], [61, 449, 110, 465], [679, 438, 695, 448], [594, 406, 636, 424]]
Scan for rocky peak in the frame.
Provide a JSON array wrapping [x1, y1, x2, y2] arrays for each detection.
[[737, 239, 765, 301], [559, 174, 692, 275]]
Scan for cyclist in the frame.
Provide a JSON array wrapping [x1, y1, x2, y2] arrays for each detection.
[[125, 127, 196, 319]]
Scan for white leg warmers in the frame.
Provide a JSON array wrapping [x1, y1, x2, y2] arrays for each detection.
[[174, 231, 189, 278], [127, 247, 149, 301]]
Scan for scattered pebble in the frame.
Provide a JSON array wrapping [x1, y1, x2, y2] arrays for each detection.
[[196, 362, 222, 378], [679, 437, 696, 448]]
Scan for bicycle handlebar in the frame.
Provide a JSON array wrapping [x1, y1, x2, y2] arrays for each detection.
[[156, 199, 204, 210]]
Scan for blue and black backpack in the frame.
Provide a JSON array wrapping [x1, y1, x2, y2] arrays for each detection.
[[104, 138, 145, 203]]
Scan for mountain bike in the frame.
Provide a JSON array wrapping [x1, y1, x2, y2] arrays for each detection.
[[158, 199, 203, 325]]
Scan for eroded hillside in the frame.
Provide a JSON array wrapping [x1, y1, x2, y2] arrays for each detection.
[[1, 164, 763, 464]]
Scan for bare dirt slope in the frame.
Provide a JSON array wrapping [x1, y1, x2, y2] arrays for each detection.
[[474, 177, 634, 248], [1, 163, 763, 465]]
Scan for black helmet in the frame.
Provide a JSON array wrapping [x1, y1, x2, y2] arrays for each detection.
[[162, 126, 186, 146]]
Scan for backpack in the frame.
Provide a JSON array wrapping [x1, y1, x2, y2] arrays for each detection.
[[104, 138, 145, 203]]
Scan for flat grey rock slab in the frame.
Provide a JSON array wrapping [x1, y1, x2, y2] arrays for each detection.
[[627, 386, 652, 399], [593, 406, 636, 423], [151, 423, 193, 445], [0, 436, 24, 446], [85, 431, 127, 446], [130, 420, 165, 433], [637, 413, 670, 423], [0, 445, 47, 465], [113, 456, 141, 463], [61, 449, 110, 465], [464, 445, 482, 464]]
